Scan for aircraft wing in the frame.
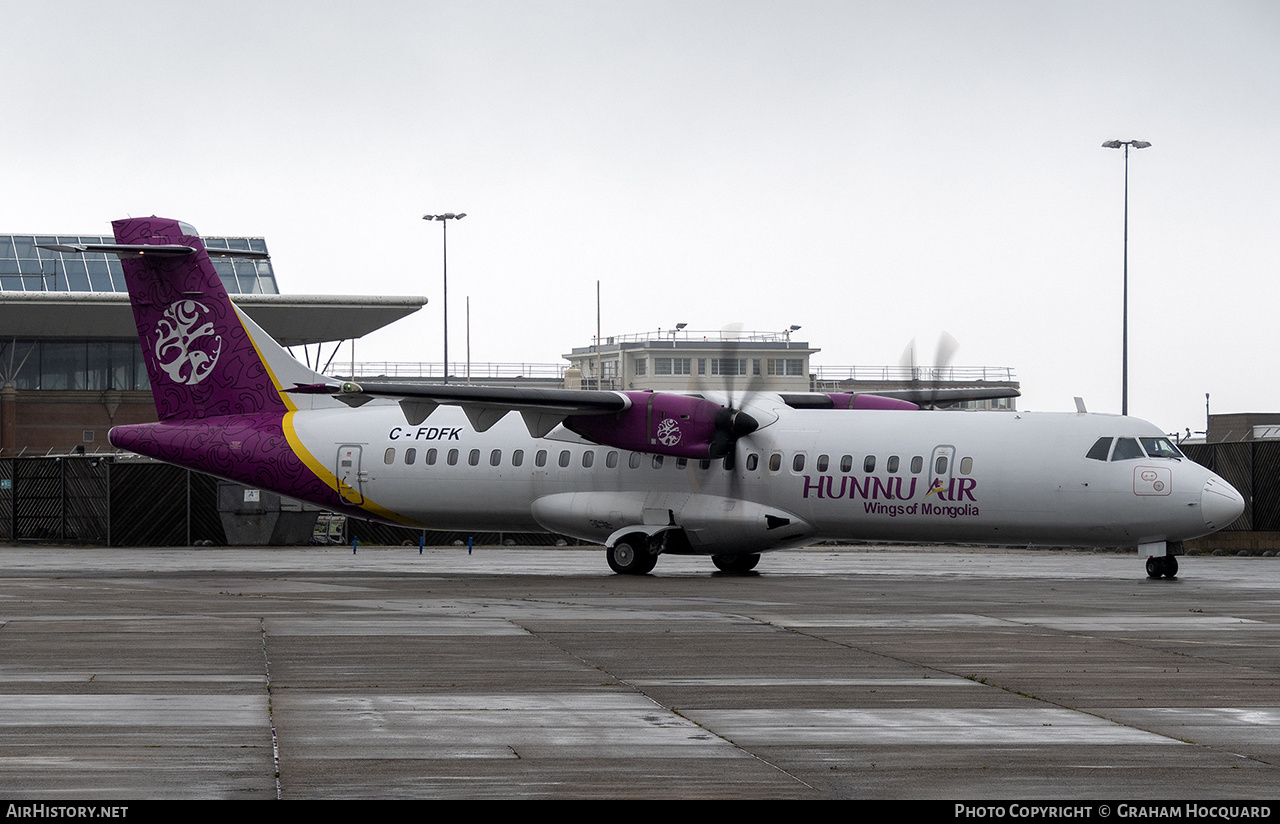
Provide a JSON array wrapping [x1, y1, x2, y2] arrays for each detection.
[[869, 386, 1021, 407], [288, 381, 631, 437], [779, 385, 1020, 410]]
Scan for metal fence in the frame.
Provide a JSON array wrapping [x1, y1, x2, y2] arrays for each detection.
[[1182, 441, 1280, 532], [0, 457, 225, 545], [0, 456, 577, 547]]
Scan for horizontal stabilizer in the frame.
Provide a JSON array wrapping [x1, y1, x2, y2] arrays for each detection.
[[39, 242, 196, 258], [39, 242, 269, 260]]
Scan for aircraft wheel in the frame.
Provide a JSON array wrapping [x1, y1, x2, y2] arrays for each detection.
[[712, 553, 760, 573], [1163, 555, 1178, 579], [1146, 557, 1161, 579], [607, 541, 655, 575]]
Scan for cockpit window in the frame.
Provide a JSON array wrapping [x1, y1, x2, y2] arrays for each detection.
[[1140, 437, 1182, 459], [1111, 437, 1145, 461], [1085, 437, 1112, 461]]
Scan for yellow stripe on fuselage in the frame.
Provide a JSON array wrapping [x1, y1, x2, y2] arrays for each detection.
[[233, 305, 423, 527]]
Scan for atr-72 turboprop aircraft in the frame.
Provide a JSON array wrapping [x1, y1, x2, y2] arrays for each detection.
[[47, 217, 1246, 578]]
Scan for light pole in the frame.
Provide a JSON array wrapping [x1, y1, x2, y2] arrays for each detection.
[[422, 212, 466, 383], [1101, 139, 1150, 416]]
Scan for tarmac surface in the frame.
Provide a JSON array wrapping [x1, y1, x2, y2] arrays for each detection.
[[0, 544, 1276, 800]]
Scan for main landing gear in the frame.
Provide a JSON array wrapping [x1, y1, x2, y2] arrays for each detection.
[[606, 540, 657, 575], [1145, 554, 1178, 579], [712, 553, 761, 574]]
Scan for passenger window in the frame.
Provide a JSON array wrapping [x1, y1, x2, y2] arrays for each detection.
[[746, 453, 759, 471], [652, 455, 664, 469], [426, 448, 437, 466], [606, 451, 619, 469], [535, 450, 547, 467], [769, 452, 782, 472], [490, 449, 502, 467], [447, 448, 459, 466], [469, 449, 480, 466], [911, 456, 923, 474], [960, 457, 973, 475], [384, 448, 395, 465], [816, 454, 829, 472], [887, 455, 900, 473], [793, 454, 805, 472], [583, 451, 595, 468], [629, 452, 642, 469], [677, 458, 688, 469], [699, 459, 711, 470], [864, 455, 876, 473], [1085, 437, 1112, 461], [1111, 438, 1144, 461], [559, 450, 571, 468], [512, 449, 524, 467], [722, 454, 735, 471], [935, 456, 948, 474], [404, 448, 416, 465], [840, 455, 853, 473]]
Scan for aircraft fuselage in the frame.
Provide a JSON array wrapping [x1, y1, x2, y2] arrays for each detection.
[[283, 402, 1234, 553]]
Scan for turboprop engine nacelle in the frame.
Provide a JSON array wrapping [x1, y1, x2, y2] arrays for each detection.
[[564, 391, 757, 460]]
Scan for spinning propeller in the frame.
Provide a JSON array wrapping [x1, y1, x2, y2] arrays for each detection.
[[702, 325, 766, 458], [898, 332, 961, 409]]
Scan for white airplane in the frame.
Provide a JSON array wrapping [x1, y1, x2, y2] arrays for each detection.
[[45, 218, 1246, 578]]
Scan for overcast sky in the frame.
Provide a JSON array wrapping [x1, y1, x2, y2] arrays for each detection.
[[3, 1, 1277, 435]]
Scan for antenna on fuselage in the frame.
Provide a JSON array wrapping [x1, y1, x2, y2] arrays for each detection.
[[1074, 397, 1087, 413]]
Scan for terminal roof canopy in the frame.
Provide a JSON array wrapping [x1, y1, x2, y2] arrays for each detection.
[[0, 292, 426, 345], [0, 233, 425, 344]]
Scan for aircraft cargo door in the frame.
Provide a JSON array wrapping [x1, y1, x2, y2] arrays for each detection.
[[336, 445, 364, 504]]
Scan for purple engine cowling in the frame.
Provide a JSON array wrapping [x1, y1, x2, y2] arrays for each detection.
[[826, 392, 920, 411], [565, 391, 753, 459]]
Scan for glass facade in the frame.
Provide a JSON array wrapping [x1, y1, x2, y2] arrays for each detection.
[[1, 232, 277, 392], [0, 235, 278, 294], [3, 339, 150, 391]]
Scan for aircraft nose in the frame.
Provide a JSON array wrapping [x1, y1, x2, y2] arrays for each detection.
[[1201, 477, 1245, 530]]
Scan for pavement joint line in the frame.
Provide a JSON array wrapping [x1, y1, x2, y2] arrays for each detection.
[[261, 617, 282, 800], [758, 608, 1280, 767], [510, 613, 818, 792]]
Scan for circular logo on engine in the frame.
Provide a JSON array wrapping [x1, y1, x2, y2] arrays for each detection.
[[154, 300, 223, 385], [656, 418, 682, 446]]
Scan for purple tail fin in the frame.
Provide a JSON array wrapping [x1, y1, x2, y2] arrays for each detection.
[[106, 217, 349, 513], [112, 216, 286, 421]]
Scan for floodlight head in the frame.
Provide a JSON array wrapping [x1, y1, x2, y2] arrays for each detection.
[[1132, 141, 1152, 149], [789, 324, 802, 332], [675, 322, 687, 331], [1102, 140, 1123, 149]]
